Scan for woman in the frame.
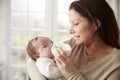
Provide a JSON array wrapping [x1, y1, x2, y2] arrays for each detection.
[[55, 0, 120, 80]]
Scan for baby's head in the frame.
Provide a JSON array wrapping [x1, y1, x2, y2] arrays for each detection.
[[26, 36, 53, 61]]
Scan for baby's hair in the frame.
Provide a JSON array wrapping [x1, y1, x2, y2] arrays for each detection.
[[26, 36, 39, 61]]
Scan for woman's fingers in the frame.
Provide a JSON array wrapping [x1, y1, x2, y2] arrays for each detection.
[[55, 48, 68, 66], [56, 48, 68, 59], [55, 48, 77, 78]]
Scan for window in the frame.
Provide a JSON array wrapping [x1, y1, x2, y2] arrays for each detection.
[[10, 0, 46, 80], [57, 0, 73, 41]]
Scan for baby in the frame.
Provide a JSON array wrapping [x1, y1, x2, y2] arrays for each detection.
[[26, 36, 71, 80]]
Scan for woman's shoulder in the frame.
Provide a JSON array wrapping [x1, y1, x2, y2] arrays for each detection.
[[113, 48, 120, 56], [110, 48, 120, 63]]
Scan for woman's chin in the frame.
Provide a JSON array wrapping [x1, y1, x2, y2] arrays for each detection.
[[75, 41, 82, 45]]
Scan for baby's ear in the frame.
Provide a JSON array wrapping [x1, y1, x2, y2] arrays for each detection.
[[34, 53, 40, 60]]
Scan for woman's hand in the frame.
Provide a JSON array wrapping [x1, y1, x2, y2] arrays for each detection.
[[55, 48, 77, 78]]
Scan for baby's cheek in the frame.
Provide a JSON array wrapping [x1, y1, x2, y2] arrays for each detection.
[[47, 48, 54, 57]]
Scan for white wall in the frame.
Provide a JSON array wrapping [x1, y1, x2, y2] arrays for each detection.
[[0, 0, 10, 80], [106, 0, 120, 27], [0, 0, 7, 62]]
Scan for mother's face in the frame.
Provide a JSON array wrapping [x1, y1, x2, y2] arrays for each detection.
[[69, 9, 97, 46]]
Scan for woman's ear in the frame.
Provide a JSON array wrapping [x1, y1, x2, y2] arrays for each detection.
[[96, 19, 101, 28], [94, 19, 101, 30]]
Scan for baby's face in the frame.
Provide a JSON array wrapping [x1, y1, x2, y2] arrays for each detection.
[[32, 37, 53, 58]]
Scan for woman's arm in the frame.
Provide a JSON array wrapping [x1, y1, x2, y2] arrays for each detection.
[[55, 48, 87, 80], [66, 71, 86, 80], [66, 67, 120, 80]]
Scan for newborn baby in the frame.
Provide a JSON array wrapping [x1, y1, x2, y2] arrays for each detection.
[[26, 36, 71, 80]]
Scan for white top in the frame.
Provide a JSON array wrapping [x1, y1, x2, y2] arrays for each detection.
[[36, 57, 62, 79]]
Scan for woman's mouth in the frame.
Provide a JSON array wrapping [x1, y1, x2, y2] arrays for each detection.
[[74, 35, 80, 38], [74, 35, 80, 39]]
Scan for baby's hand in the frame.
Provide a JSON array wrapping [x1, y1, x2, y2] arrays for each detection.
[[51, 42, 71, 56]]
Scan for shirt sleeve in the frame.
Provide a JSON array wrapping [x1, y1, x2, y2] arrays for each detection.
[[66, 71, 86, 80], [36, 58, 62, 79], [45, 62, 62, 78], [67, 69, 120, 80]]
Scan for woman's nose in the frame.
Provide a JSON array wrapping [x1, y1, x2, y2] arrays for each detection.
[[69, 28, 74, 34]]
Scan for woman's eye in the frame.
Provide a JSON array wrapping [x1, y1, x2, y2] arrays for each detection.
[[74, 23, 79, 26]]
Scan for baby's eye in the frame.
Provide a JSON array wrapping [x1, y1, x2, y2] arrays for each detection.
[[51, 41, 53, 44], [43, 45, 48, 48]]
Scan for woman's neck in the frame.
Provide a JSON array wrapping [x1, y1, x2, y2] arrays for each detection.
[[86, 37, 113, 56]]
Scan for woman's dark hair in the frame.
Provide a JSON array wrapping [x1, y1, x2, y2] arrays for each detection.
[[69, 0, 120, 49]]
